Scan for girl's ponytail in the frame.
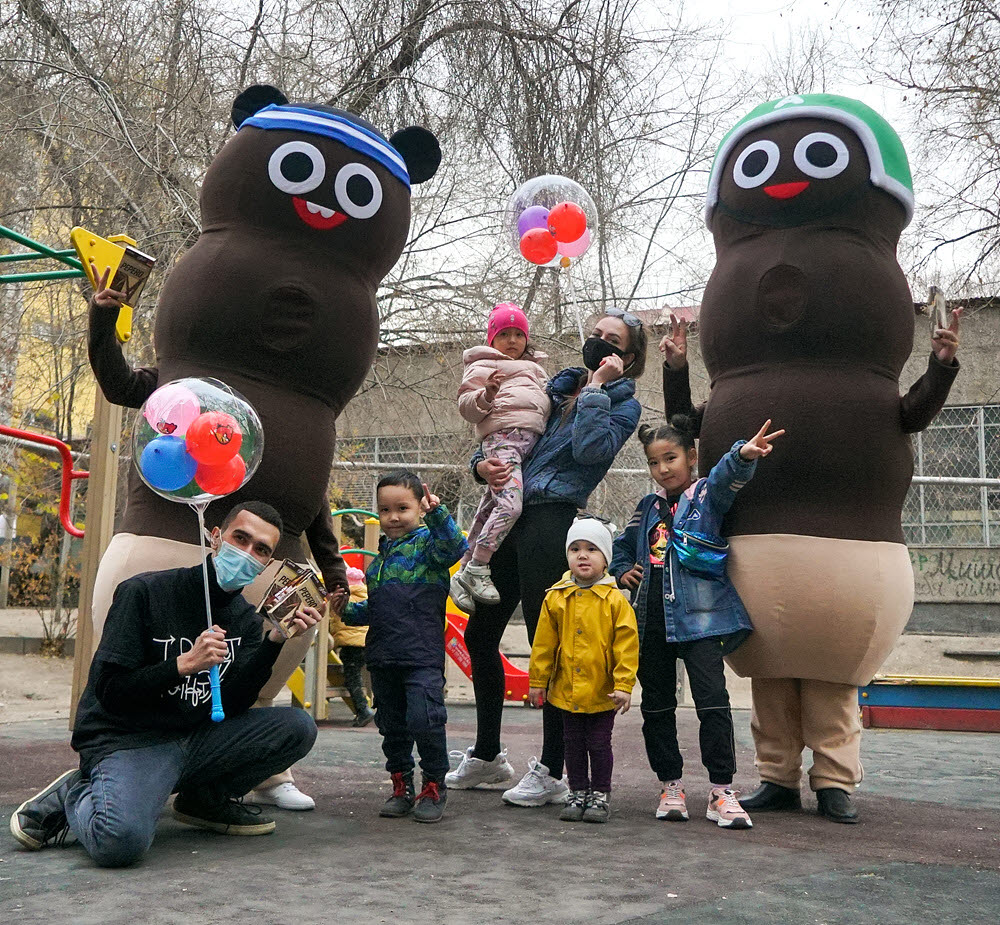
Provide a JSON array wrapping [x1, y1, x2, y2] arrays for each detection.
[[637, 414, 697, 451]]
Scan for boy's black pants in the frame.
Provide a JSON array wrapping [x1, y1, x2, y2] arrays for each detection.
[[369, 665, 449, 783]]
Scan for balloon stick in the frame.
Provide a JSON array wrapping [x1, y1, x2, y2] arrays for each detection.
[[193, 499, 225, 723], [560, 266, 586, 346]]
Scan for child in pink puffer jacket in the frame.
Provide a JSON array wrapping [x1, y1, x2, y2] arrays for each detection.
[[452, 303, 550, 607]]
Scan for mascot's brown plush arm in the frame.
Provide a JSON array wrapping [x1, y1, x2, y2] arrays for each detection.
[[88, 299, 159, 408], [662, 363, 705, 436], [305, 501, 350, 595], [899, 352, 960, 434]]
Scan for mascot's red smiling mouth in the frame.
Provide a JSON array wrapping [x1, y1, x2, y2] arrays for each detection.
[[764, 181, 810, 200], [292, 196, 349, 229]]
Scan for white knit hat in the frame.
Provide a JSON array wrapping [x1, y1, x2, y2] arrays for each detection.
[[565, 518, 613, 568]]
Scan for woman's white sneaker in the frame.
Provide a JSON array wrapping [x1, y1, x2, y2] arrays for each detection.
[[444, 747, 516, 789], [502, 759, 570, 807], [245, 782, 315, 811]]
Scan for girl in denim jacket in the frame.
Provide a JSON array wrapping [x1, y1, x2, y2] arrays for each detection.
[[610, 416, 783, 830]]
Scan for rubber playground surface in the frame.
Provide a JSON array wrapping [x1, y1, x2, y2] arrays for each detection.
[[2, 703, 998, 925]]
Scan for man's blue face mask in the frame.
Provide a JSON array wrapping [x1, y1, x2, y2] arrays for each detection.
[[213, 540, 266, 592]]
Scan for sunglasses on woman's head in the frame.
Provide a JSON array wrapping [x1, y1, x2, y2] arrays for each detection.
[[605, 307, 642, 327]]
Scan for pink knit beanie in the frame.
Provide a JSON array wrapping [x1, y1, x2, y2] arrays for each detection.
[[487, 302, 529, 346]]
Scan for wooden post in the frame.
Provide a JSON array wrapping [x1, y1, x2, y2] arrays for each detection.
[[69, 391, 122, 726], [363, 517, 379, 569]]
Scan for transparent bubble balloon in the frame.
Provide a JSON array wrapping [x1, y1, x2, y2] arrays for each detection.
[[133, 377, 264, 504], [505, 175, 598, 259]]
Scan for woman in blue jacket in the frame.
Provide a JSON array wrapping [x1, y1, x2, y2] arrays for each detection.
[[446, 310, 646, 806]]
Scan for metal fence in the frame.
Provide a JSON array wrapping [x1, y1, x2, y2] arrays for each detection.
[[904, 404, 1000, 546], [333, 403, 1000, 548]]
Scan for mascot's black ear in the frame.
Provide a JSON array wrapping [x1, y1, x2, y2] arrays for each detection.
[[232, 85, 289, 129], [390, 127, 442, 185]]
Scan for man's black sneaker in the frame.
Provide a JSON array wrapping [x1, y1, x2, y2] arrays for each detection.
[[379, 771, 416, 817], [352, 709, 376, 728], [172, 793, 276, 835], [413, 780, 447, 823], [10, 768, 81, 850]]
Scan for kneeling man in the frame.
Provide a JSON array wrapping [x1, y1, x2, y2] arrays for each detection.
[[11, 501, 326, 867]]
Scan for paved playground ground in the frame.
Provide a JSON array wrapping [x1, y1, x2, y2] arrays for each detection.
[[2, 701, 998, 925]]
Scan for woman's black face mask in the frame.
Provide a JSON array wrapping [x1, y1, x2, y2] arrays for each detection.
[[582, 335, 625, 372]]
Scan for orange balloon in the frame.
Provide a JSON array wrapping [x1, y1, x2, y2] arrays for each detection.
[[547, 201, 587, 243], [194, 455, 247, 495], [185, 411, 242, 466], [519, 228, 558, 265]]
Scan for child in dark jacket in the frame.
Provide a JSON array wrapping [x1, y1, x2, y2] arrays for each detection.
[[610, 416, 783, 830], [344, 470, 467, 823]]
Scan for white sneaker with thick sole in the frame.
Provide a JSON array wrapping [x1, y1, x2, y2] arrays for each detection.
[[502, 758, 570, 807], [445, 746, 516, 789], [455, 562, 500, 604], [449, 568, 476, 614], [245, 782, 315, 811]]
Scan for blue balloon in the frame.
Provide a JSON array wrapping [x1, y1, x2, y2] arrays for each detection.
[[140, 435, 198, 492]]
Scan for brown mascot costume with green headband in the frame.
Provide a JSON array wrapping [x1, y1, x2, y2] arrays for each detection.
[[87, 85, 440, 803], [663, 94, 960, 822]]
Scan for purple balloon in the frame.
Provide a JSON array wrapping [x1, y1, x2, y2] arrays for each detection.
[[517, 205, 550, 238]]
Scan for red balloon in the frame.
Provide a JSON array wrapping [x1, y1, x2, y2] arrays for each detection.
[[194, 455, 246, 495], [185, 411, 242, 466], [547, 201, 587, 243], [519, 228, 558, 265]]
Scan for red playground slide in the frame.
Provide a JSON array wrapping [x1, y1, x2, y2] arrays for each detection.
[[445, 612, 530, 703]]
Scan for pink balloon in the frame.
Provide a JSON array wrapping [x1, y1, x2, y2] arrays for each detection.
[[557, 228, 592, 259], [142, 383, 201, 437]]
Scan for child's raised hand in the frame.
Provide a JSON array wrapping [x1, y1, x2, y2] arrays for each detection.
[[528, 687, 546, 709], [619, 563, 644, 591], [420, 483, 441, 513], [483, 369, 503, 403], [608, 690, 631, 714], [740, 419, 785, 460], [658, 313, 689, 370]]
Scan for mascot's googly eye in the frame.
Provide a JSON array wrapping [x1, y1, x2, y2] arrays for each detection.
[[334, 163, 383, 219], [733, 140, 780, 189], [268, 141, 326, 195], [793, 132, 849, 179]]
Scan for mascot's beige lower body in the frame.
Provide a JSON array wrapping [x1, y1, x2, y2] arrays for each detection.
[[726, 534, 914, 792], [92, 533, 318, 791]]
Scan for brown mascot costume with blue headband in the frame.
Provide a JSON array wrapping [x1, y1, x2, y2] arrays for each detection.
[[663, 94, 959, 823], [87, 85, 440, 799]]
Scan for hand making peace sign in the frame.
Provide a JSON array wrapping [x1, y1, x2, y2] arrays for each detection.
[[739, 420, 786, 461], [658, 312, 689, 370]]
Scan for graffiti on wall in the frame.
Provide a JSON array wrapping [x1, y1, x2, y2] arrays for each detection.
[[910, 547, 1000, 602]]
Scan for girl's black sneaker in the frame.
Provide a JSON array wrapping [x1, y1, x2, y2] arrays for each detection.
[[559, 790, 588, 822], [583, 791, 611, 823]]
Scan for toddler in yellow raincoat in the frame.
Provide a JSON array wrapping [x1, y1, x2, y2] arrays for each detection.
[[528, 518, 639, 824]]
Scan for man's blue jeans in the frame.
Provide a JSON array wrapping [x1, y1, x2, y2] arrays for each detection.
[[65, 707, 316, 867]]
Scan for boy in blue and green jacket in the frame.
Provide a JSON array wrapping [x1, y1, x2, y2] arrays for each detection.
[[344, 470, 467, 823]]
